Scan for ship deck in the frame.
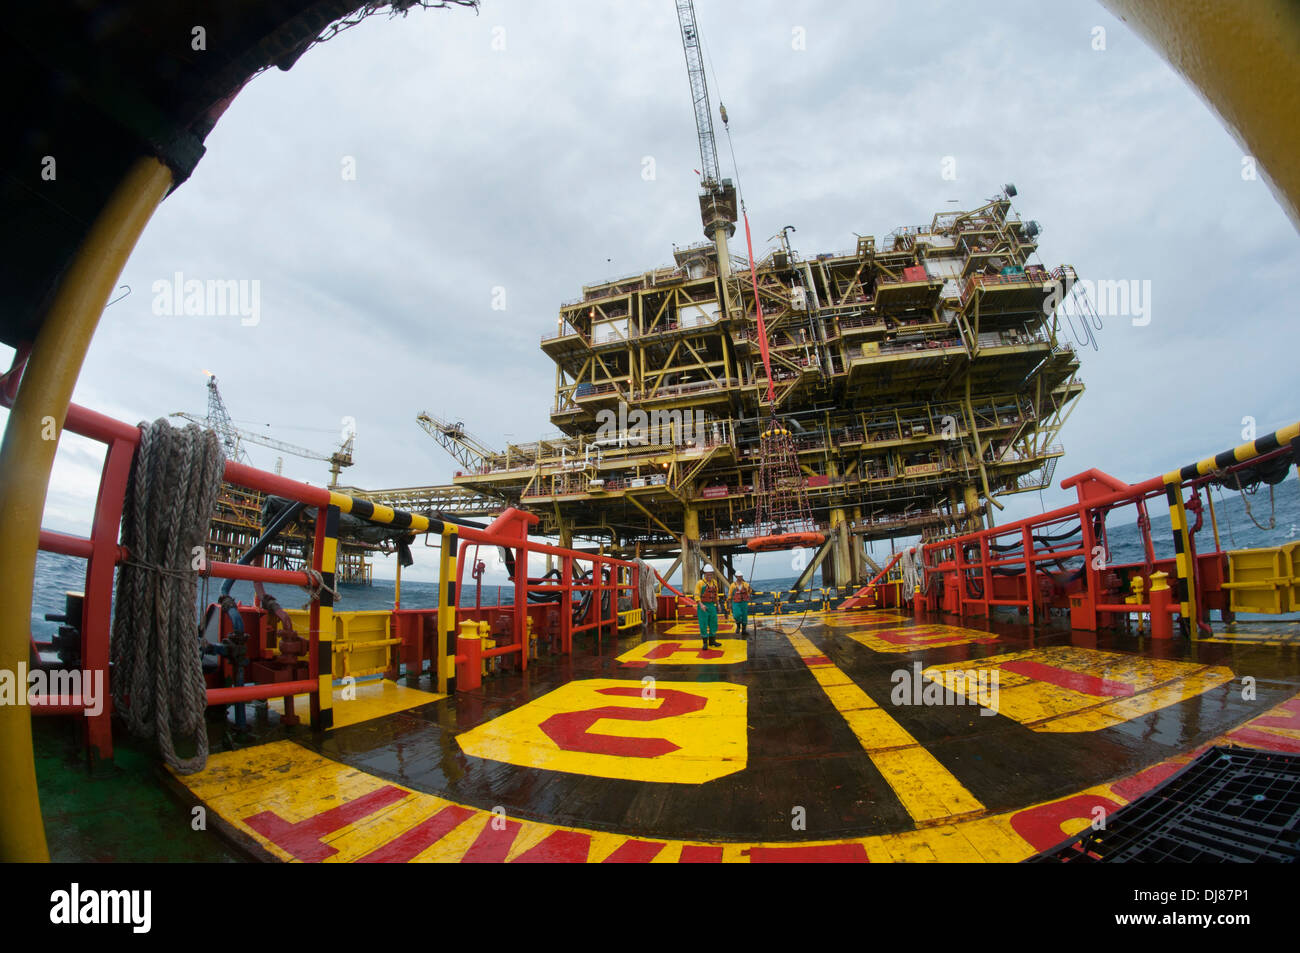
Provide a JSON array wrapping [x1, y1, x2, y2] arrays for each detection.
[[163, 609, 1300, 863]]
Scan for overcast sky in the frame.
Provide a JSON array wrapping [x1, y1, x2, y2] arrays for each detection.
[[6, 0, 1299, 584]]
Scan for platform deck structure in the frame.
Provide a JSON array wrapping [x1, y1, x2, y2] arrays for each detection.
[[394, 194, 1084, 593], [207, 483, 376, 585], [153, 607, 1300, 863]]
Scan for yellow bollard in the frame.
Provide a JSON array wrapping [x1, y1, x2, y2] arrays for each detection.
[[477, 621, 495, 676], [1126, 576, 1147, 633]]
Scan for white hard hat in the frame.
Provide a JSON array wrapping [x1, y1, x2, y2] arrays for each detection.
[[703, 564, 715, 573]]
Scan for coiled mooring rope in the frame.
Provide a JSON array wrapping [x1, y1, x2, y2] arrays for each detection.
[[901, 547, 925, 595], [111, 419, 224, 774]]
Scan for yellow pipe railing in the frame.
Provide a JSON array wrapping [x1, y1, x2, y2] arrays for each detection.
[[0, 156, 173, 862]]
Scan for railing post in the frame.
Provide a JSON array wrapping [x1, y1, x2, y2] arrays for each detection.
[[561, 554, 573, 654], [309, 504, 339, 730], [1163, 477, 1197, 638], [513, 531, 528, 672], [594, 558, 605, 641], [954, 541, 966, 616], [1022, 523, 1036, 625], [437, 524, 458, 694], [1074, 500, 1100, 631], [82, 434, 135, 760], [979, 533, 992, 617]]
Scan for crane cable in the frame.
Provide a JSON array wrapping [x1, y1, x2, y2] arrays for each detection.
[[722, 112, 773, 402], [705, 36, 775, 404], [705, 34, 814, 633]]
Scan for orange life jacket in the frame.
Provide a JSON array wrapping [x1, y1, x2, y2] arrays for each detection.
[[699, 580, 719, 603]]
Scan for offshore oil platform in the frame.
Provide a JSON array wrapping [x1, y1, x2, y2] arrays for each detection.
[[177, 374, 378, 584], [345, 9, 1088, 594], [174, 2, 1092, 596]]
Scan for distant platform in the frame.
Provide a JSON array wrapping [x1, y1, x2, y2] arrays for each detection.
[[173, 610, 1300, 862]]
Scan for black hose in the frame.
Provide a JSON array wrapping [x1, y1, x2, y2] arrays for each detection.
[[572, 569, 594, 626], [213, 501, 308, 650], [210, 501, 308, 736], [574, 589, 593, 625], [221, 501, 306, 599], [1035, 524, 1081, 542]]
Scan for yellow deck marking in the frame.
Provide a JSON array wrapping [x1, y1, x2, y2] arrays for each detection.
[[824, 611, 907, 627], [454, 678, 748, 783], [785, 632, 984, 825], [1199, 625, 1300, 647], [179, 746, 419, 863], [952, 816, 1043, 862], [908, 824, 987, 862], [1199, 637, 1300, 647], [268, 678, 445, 729], [922, 646, 1234, 733], [407, 811, 486, 863], [324, 793, 451, 863], [848, 622, 1002, 653], [172, 692, 1299, 862], [665, 620, 737, 636], [618, 639, 747, 665]]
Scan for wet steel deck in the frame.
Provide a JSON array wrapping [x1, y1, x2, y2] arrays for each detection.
[[175, 610, 1300, 862]]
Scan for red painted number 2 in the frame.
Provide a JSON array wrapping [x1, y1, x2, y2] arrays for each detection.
[[539, 687, 707, 758]]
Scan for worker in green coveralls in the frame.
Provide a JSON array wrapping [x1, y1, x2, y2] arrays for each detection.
[[729, 574, 752, 638], [694, 564, 723, 649]]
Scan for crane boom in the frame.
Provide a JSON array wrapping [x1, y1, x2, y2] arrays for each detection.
[[171, 412, 334, 462], [203, 374, 247, 462], [175, 373, 354, 485], [416, 411, 498, 472], [672, 0, 738, 263], [675, 0, 721, 189], [668, 4, 773, 402]]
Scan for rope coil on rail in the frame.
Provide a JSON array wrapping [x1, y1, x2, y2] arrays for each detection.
[[110, 419, 224, 775], [901, 548, 925, 595], [301, 567, 341, 607], [1231, 468, 1277, 532]]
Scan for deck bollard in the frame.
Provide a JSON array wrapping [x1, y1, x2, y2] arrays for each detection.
[[913, 584, 924, 619], [457, 620, 482, 691], [1126, 576, 1146, 634], [1148, 571, 1173, 640]]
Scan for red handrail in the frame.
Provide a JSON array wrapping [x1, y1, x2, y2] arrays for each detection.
[[30, 401, 359, 756]]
